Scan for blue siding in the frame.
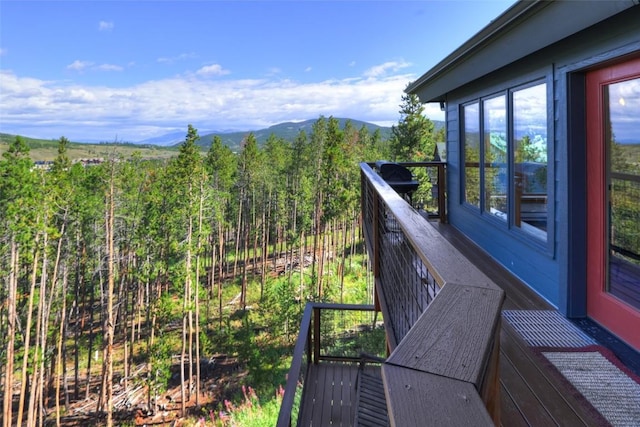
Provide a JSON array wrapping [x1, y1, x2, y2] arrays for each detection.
[[441, 8, 640, 315]]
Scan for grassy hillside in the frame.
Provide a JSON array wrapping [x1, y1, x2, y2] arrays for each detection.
[[0, 133, 180, 162]]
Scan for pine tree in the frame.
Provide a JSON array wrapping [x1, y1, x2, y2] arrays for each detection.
[[236, 133, 262, 309], [205, 135, 236, 326], [0, 136, 37, 427], [171, 124, 204, 415], [390, 93, 436, 161]]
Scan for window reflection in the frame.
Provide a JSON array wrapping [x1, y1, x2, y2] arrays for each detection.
[[606, 78, 640, 285], [461, 81, 548, 241], [484, 96, 507, 218], [463, 103, 480, 208], [513, 83, 548, 238]]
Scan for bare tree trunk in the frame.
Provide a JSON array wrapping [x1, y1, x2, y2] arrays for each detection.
[[102, 170, 116, 427], [17, 234, 39, 427], [233, 192, 243, 278], [28, 229, 48, 427], [217, 223, 225, 329], [194, 180, 205, 405], [181, 181, 195, 415], [3, 236, 18, 427], [55, 265, 69, 427], [252, 190, 259, 277], [261, 189, 270, 299], [288, 197, 297, 287], [85, 243, 96, 400], [299, 231, 305, 301]]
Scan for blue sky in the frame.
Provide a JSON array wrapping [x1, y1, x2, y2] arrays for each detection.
[[0, 0, 515, 142]]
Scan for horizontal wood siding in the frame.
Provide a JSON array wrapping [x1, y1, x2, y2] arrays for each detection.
[[442, 5, 640, 314]]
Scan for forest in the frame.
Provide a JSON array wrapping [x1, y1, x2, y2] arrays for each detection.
[[1, 96, 442, 427]]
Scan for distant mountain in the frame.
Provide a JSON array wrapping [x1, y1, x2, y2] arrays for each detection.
[[194, 118, 395, 152], [136, 131, 189, 147], [134, 118, 405, 151], [3, 117, 445, 152]]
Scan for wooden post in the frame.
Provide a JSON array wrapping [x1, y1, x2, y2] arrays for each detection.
[[437, 163, 447, 223]]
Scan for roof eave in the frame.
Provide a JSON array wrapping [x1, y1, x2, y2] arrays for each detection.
[[407, 0, 639, 103]]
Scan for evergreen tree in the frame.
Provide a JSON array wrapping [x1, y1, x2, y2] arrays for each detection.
[[0, 136, 37, 427], [171, 124, 205, 415], [390, 93, 436, 161]]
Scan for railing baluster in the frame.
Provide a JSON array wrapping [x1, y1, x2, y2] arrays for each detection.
[[313, 306, 320, 364]]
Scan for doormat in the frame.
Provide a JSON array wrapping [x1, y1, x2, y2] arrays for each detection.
[[534, 345, 640, 426], [502, 309, 596, 347]]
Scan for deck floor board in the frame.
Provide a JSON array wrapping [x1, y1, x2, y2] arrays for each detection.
[[295, 222, 614, 426]]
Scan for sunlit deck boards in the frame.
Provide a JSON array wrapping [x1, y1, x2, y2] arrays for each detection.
[[298, 363, 359, 427], [298, 363, 386, 427]]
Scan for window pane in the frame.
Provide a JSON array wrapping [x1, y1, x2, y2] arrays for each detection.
[[463, 103, 480, 208], [606, 77, 640, 305], [483, 96, 507, 219], [513, 83, 547, 238]]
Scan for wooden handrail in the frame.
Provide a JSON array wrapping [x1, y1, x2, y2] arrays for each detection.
[[362, 162, 499, 290], [360, 161, 505, 425]]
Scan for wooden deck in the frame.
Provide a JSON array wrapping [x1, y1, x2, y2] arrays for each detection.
[[297, 222, 608, 427], [434, 222, 602, 426], [297, 363, 363, 426]]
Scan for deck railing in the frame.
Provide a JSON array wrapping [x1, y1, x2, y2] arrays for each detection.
[[362, 162, 446, 348], [360, 161, 505, 424], [278, 163, 505, 426], [368, 161, 447, 222], [276, 303, 383, 427]]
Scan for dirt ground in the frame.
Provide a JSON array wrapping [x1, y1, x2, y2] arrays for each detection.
[[11, 354, 245, 427]]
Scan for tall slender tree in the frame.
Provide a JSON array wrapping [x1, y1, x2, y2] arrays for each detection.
[[0, 136, 37, 427]]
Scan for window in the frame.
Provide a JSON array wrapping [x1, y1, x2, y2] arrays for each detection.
[[484, 96, 507, 218], [461, 81, 548, 240], [463, 103, 480, 208]]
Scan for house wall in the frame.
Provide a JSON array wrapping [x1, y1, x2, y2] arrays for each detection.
[[443, 6, 640, 315]]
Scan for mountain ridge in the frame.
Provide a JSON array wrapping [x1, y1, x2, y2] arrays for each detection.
[[3, 117, 446, 152], [136, 118, 397, 151]]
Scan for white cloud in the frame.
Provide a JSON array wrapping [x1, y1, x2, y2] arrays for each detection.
[[364, 61, 411, 78], [0, 63, 444, 142], [67, 61, 124, 72], [67, 60, 94, 71], [266, 67, 282, 76], [96, 64, 124, 72], [305, 66, 312, 72], [157, 52, 197, 64], [196, 64, 230, 76], [99, 21, 114, 31]]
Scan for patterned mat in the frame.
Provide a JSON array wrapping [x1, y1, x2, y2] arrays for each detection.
[[503, 310, 640, 426], [540, 346, 640, 426]]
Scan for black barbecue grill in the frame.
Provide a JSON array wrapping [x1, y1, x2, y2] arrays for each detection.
[[375, 161, 419, 205]]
